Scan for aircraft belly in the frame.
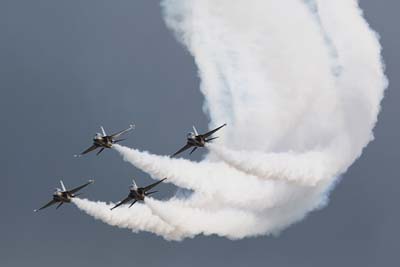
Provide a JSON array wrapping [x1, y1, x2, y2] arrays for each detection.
[[188, 140, 196, 146], [94, 141, 103, 146]]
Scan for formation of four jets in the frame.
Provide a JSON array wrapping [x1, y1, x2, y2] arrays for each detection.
[[34, 123, 226, 212]]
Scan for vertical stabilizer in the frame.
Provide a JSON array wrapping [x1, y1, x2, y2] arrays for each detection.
[[193, 126, 199, 136], [131, 178, 138, 190], [100, 126, 107, 136], [60, 180, 66, 191]]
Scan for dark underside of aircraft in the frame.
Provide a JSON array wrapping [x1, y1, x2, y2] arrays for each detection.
[[110, 178, 167, 210], [34, 180, 94, 212], [76, 124, 134, 157], [171, 123, 226, 157]]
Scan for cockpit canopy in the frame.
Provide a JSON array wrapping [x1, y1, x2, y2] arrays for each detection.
[[187, 132, 195, 139], [54, 188, 62, 195], [94, 133, 103, 140]]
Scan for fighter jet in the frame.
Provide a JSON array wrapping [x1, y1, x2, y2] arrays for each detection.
[[75, 124, 134, 157], [110, 178, 167, 210], [34, 179, 94, 212], [171, 123, 226, 157]]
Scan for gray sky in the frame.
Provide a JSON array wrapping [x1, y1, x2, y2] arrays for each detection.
[[0, 1, 399, 266]]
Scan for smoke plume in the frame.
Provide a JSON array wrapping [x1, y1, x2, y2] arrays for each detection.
[[74, 0, 387, 240]]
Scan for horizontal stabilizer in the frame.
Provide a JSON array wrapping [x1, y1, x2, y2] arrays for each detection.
[[206, 136, 219, 142], [189, 147, 198, 154], [96, 147, 105, 156], [129, 200, 137, 208], [145, 191, 158, 196]]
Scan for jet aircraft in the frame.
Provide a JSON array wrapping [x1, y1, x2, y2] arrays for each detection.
[[171, 123, 226, 157], [76, 124, 134, 157], [110, 178, 167, 210], [34, 179, 94, 212]]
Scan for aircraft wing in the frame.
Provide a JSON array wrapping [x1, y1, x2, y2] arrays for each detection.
[[110, 195, 133, 210], [78, 144, 99, 156], [34, 199, 58, 212], [110, 125, 134, 139], [171, 143, 192, 157], [144, 178, 167, 192], [69, 180, 94, 195], [202, 123, 227, 138]]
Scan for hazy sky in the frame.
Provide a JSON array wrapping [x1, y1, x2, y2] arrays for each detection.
[[1, 1, 399, 266]]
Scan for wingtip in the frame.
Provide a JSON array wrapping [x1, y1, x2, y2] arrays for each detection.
[[89, 179, 95, 183], [33, 209, 38, 212], [110, 203, 120, 211], [73, 154, 81, 158], [171, 152, 180, 158]]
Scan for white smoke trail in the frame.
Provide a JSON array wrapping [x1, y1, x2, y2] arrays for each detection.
[[72, 198, 183, 240], [73, 0, 387, 240]]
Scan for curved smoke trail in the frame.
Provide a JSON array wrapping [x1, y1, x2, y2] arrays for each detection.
[[74, 0, 387, 240]]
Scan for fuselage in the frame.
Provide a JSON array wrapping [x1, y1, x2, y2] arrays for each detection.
[[187, 134, 205, 147], [93, 136, 113, 148], [129, 188, 145, 201], [52, 191, 72, 203]]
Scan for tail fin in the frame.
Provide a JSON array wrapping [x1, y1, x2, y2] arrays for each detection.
[[60, 180, 66, 191], [131, 178, 138, 190], [193, 125, 199, 136], [100, 126, 107, 136]]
